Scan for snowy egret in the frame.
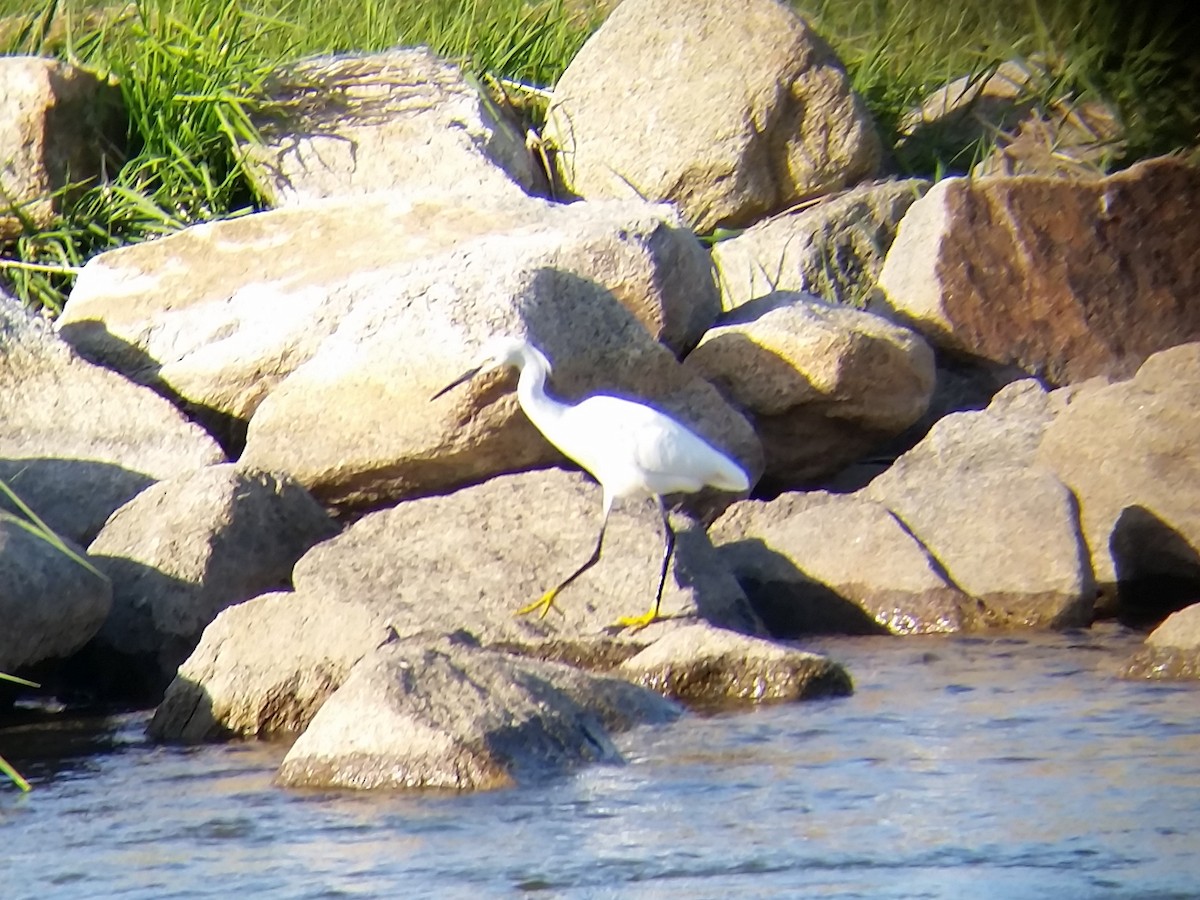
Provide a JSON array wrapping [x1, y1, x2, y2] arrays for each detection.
[[432, 336, 751, 629]]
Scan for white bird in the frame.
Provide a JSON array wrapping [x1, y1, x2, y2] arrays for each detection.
[[432, 335, 751, 629]]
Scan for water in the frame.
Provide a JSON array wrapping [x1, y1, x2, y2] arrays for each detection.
[[3, 625, 1199, 899]]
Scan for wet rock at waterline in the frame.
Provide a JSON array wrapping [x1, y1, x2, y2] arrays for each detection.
[[619, 622, 853, 705], [877, 158, 1200, 384], [242, 47, 545, 207], [545, 0, 881, 231], [276, 634, 679, 791], [712, 492, 978, 635], [863, 384, 1094, 629], [152, 469, 763, 743], [684, 293, 934, 489], [704, 375, 1114, 636], [0, 295, 225, 546], [148, 589, 383, 742], [1121, 603, 1200, 680], [84, 465, 339, 696], [711, 179, 929, 310], [0, 56, 125, 241], [1036, 343, 1200, 620], [0, 517, 111, 672]]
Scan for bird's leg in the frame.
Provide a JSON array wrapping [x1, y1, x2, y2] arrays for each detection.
[[517, 508, 610, 619], [615, 496, 675, 631]]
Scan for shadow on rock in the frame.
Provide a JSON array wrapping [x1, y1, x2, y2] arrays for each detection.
[[57, 319, 248, 458], [0, 457, 155, 547], [717, 538, 890, 637], [64, 561, 218, 706], [1111, 505, 1200, 627], [147, 673, 227, 744]]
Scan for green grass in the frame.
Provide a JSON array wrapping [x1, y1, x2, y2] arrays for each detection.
[[800, 0, 1199, 173], [0, 0, 600, 314], [0, 0, 1195, 313]]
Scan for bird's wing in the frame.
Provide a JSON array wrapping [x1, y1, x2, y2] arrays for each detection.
[[560, 395, 723, 494]]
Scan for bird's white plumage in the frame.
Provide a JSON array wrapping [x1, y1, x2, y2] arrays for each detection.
[[472, 336, 748, 499], [550, 395, 747, 499], [435, 335, 750, 627]]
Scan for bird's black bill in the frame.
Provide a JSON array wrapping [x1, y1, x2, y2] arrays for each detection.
[[430, 365, 482, 401]]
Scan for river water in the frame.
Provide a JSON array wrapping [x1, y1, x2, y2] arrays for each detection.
[[3, 624, 1198, 898]]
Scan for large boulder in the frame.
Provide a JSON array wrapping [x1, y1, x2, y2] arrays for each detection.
[[238, 243, 756, 510], [242, 47, 544, 207], [85, 464, 339, 695], [0, 56, 124, 240], [1120, 603, 1200, 680], [712, 179, 929, 309], [1036, 343, 1200, 620], [289, 470, 759, 642], [0, 516, 111, 672], [619, 621, 853, 704], [58, 192, 722, 460], [276, 634, 679, 790], [709, 378, 1101, 635], [877, 157, 1200, 384], [544, 0, 881, 231], [148, 589, 376, 742], [684, 293, 934, 489], [863, 380, 1095, 628], [0, 296, 224, 546], [151, 469, 763, 742], [712, 491, 978, 635]]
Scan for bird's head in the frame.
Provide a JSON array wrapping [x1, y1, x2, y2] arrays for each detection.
[[430, 335, 550, 401]]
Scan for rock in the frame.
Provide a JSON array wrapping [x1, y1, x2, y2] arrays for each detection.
[[0, 515, 111, 672], [1036, 343, 1200, 620], [895, 58, 1048, 169], [276, 634, 679, 790], [239, 241, 754, 510], [291, 470, 761, 642], [877, 157, 1200, 384], [58, 191, 720, 451], [0, 295, 225, 546], [973, 99, 1125, 179], [712, 179, 929, 309], [151, 469, 761, 742], [242, 47, 544, 207], [0, 56, 124, 241], [620, 621, 853, 704], [149, 589, 382, 742], [1120, 603, 1200, 680], [895, 58, 1123, 179], [684, 293, 934, 488], [712, 492, 978, 635], [544, 0, 881, 231], [85, 464, 339, 695], [863, 381, 1095, 628]]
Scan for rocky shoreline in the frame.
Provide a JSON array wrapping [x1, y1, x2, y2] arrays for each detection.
[[2, 0, 1198, 791]]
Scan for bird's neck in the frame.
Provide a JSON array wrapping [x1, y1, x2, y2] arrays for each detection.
[[515, 346, 568, 434]]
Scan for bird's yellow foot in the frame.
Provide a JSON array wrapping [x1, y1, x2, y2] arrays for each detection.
[[515, 588, 563, 619], [612, 608, 660, 632]]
